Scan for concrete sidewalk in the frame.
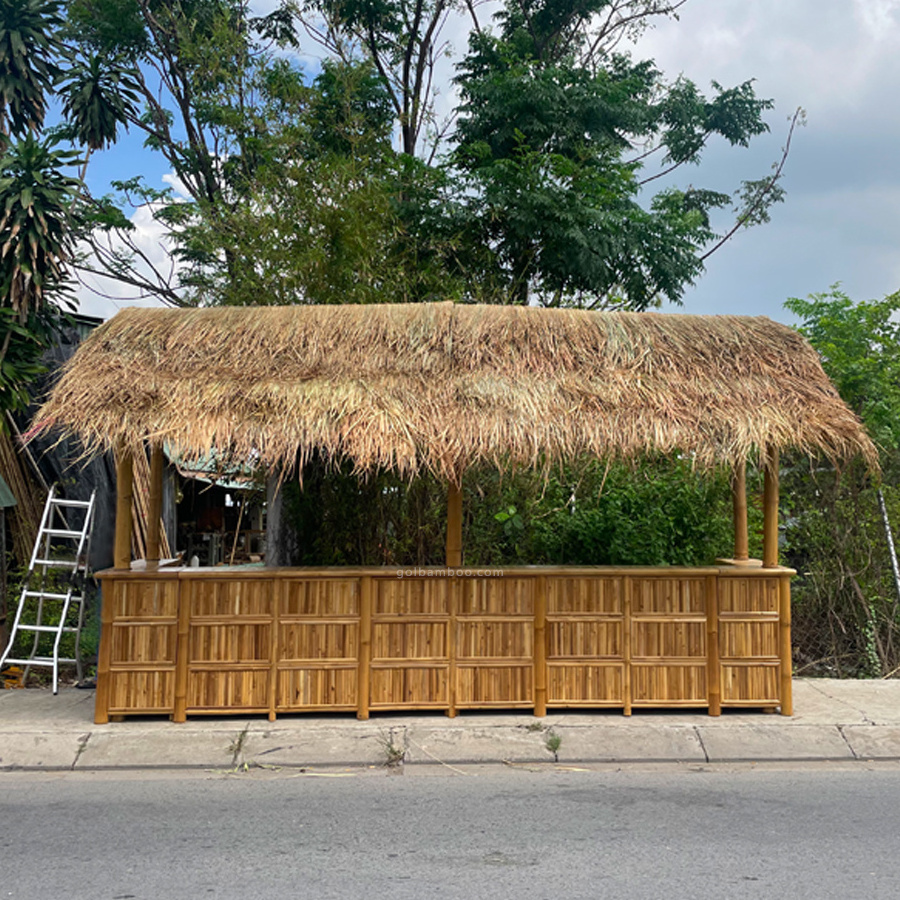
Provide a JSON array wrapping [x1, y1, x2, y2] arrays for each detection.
[[2, 678, 900, 771]]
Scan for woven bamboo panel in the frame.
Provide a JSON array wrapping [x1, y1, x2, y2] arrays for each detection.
[[548, 663, 623, 703], [718, 576, 779, 614], [111, 623, 177, 664], [456, 664, 533, 705], [282, 578, 358, 616], [376, 578, 452, 615], [111, 578, 179, 618], [108, 670, 175, 712], [548, 620, 622, 658], [632, 577, 706, 615], [281, 622, 359, 661], [188, 669, 269, 709], [720, 620, 779, 658], [189, 579, 272, 618], [278, 667, 357, 709], [189, 623, 271, 663], [370, 665, 448, 706], [547, 576, 622, 613], [459, 577, 534, 615], [633, 620, 706, 658], [721, 663, 779, 703], [372, 621, 446, 659], [632, 664, 707, 703], [457, 620, 532, 659]]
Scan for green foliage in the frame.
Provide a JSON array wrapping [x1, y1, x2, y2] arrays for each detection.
[[284, 456, 746, 568], [783, 288, 900, 677]]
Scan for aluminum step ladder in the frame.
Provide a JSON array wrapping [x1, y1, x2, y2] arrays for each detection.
[[0, 486, 96, 693]]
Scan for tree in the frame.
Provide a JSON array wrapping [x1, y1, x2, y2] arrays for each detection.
[[783, 288, 900, 676]]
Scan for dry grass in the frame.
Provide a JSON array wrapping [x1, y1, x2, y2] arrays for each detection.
[[29, 303, 878, 482]]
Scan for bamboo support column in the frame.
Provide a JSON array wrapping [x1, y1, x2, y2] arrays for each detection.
[[114, 443, 134, 570], [732, 459, 749, 562], [623, 575, 632, 716], [146, 444, 164, 567], [357, 576, 373, 720], [762, 446, 780, 569], [706, 574, 721, 716], [93, 581, 114, 724], [533, 576, 548, 717], [446, 482, 463, 567], [779, 575, 793, 715], [173, 579, 190, 723]]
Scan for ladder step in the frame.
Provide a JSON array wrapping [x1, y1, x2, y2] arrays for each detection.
[[42, 529, 85, 539], [33, 559, 80, 568], [16, 625, 80, 634], [49, 498, 92, 508], [4, 656, 77, 666], [22, 591, 76, 601]]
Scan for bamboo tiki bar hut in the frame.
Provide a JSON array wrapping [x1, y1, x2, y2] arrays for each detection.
[[30, 304, 877, 724]]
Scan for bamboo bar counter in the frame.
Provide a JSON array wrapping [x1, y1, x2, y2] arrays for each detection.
[[29, 303, 877, 724], [94, 563, 794, 722]]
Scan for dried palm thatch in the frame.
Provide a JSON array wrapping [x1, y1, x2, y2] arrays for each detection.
[[29, 303, 878, 482]]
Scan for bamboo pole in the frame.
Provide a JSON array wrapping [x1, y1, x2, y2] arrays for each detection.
[[268, 579, 281, 722], [779, 574, 793, 715], [357, 576, 373, 720], [762, 446, 780, 569], [732, 459, 749, 562], [93, 578, 114, 724], [146, 444, 164, 567], [446, 575, 458, 718], [706, 573, 721, 716], [446, 482, 463, 567], [114, 444, 134, 570], [533, 576, 548, 717], [623, 575, 632, 716], [173, 578, 190, 723]]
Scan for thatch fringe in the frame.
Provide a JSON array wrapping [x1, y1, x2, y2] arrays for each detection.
[[29, 303, 879, 482]]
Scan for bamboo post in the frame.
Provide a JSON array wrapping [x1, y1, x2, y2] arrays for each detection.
[[446, 482, 463, 567], [706, 573, 721, 716], [268, 578, 281, 722], [533, 576, 548, 717], [732, 459, 749, 562], [623, 575, 632, 716], [779, 574, 793, 716], [762, 446, 780, 569], [93, 577, 114, 724], [146, 444, 164, 567], [446, 574, 458, 718], [114, 443, 134, 570], [357, 576, 373, 720], [173, 577, 190, 723]]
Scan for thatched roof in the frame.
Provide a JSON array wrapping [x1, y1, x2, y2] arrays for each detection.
[[31, 303, 877, 481]]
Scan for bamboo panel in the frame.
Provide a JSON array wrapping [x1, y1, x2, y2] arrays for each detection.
[[548, 620, 622, 658], [372, 621, 446, 660], [720, 620, 779, 658], [189, 624, 271, 663], [721, 663, 780, 703], [718, 577, 779, 614], [456, 665, 533, 705], [111, 623, 177, 664], [189, 579, 272, 618], [281, 621, 359, 661], [632, 620, 706, 658], [632, 664, 707, 703], [631, 577, 706, 615], [546, 577, 622, 613], [376, 578, 452, 615], [548, 664, 623, 704], [111, 578, 179, 618], [370, 665, 448, 706], [108, 670, 175, 712], [459, 578, 534, 615], [282, 579, 358, 617], [456, 620, 532, 659], [278, 668, 357, 709], [187, 669, 269, 709]]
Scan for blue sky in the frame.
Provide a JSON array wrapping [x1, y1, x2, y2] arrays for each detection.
[[74, 0, 900, 323]]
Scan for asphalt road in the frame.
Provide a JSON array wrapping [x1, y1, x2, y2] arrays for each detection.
[[2, 763, 899, 900]]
